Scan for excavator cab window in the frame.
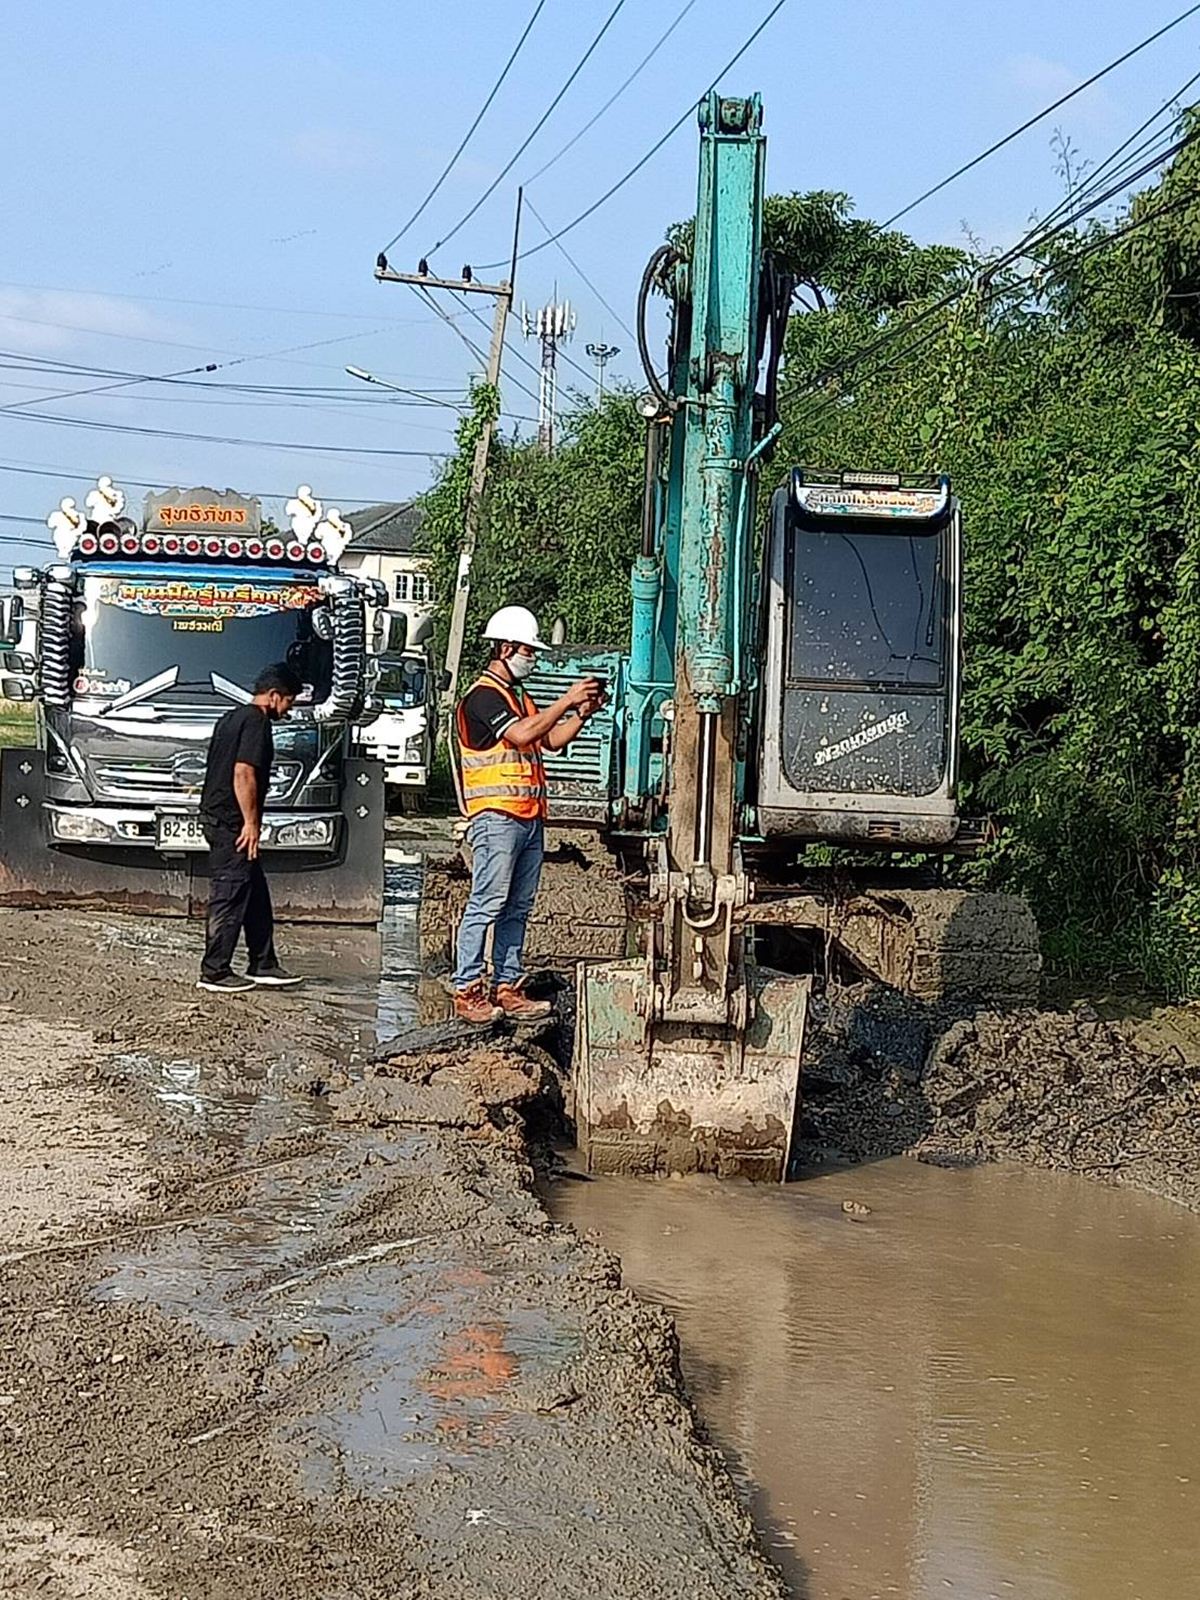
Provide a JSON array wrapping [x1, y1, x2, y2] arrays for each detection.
[[787, 521, 945, 690]]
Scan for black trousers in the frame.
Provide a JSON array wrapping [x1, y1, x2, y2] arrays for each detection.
[[201, 826, 278, 980]]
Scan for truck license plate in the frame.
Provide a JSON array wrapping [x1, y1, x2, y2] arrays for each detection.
[[156, 813, 206, 851]]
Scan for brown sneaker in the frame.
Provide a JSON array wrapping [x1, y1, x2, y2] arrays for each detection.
[[494, 981, 553, 1020], [454, 980, 502, 1025]]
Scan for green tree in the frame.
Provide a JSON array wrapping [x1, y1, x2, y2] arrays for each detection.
[[418, 385, 643, 677]]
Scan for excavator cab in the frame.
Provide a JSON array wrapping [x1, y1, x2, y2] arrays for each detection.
[[755, 469, 962, 847]]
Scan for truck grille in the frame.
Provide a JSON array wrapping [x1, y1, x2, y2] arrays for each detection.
[[94, 758, 202, 795], [93, 758, 299, 801]]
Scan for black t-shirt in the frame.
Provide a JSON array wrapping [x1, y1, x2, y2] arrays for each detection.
[[200, 704, 274, 832], [459, 680, 524, 750]]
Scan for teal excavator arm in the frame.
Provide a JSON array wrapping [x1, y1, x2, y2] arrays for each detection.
[[574, 93, 808, 1182]]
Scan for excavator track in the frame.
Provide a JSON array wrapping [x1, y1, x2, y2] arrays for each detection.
[[742, 886, 1041, 1005]]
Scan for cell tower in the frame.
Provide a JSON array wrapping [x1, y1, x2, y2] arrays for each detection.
[[522, 300, 576, 454]]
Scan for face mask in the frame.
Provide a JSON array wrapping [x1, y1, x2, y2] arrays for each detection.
[[508, 653, 536, 682]]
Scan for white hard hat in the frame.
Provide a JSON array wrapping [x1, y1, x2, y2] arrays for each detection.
[[482, 604, 549, 650]]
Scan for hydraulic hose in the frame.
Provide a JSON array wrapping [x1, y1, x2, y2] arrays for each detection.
[[637, 244, 680, 413]]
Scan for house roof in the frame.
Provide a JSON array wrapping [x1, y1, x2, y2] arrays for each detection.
[[346, 501, 424, 554]]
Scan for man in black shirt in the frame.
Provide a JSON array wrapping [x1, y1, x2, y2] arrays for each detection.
[[197, 662, 303, 993]]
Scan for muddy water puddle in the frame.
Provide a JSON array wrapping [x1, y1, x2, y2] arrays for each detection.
[[96, 847, 586, 1494], [289, 854, 425, 1046], [552, 1156, 1200, 1599], [95, 1124, 582, 1490], [113, 857, 425, 1138]]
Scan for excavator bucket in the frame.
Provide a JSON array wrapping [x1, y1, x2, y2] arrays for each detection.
[[575, 959, 809, 1182]]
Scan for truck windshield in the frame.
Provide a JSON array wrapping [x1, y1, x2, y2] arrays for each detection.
[[788, 523, 943, 688], [73, 574, 333, 703], [375, 658, 427, 708]]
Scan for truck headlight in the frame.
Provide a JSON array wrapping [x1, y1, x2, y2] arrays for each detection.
[[50, 812, 113, 843], [403, 734, 425, 762], [269, 818, 334, 847]]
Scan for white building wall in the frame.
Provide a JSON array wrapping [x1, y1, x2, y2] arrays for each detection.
[[340, 548, 436, 639]]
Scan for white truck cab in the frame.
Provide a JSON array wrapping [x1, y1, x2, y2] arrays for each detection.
[[355, 650, 433, 790]]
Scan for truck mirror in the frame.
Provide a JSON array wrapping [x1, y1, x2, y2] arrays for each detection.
[[1, 675, 33, 702], [373, 609, 408, 656], [0, 595, 24, 649], [408, 613, 434, 648], [439, 669, 452, 694]]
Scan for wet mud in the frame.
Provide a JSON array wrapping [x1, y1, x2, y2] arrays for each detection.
[[801, 985, 1200, 1210], [0, 868, 784, 1599]]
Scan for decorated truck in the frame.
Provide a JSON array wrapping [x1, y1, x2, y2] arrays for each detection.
[[0, 477, 405, 922]]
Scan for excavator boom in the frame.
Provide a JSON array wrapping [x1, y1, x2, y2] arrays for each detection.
[[574, 93, 809, 1181]]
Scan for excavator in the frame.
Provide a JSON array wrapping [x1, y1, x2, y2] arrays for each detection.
[[521, 91, 1040, 1181]]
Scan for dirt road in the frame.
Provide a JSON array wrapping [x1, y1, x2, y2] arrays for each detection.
[[0, 905, 783, 1600]]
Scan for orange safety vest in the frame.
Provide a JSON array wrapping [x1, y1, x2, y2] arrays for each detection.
[[455, 672, 548, 822]]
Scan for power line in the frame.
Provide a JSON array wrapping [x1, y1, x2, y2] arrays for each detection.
[[880, 3, 1200, 229], [0, 278, 465, 326], [1020, 67, 1200, 242], [478, 0, 792, 271], [783, 127, 1200, 426], [0, 352, 489, 409], [380, 0, 548, 257], [522, 0, 701, 186], [0, 459, 387, 505], [0, 308, 463, 382], [521, 195, 637, 343], [425, 0, 631, 258], [791, 180, 1200, 436], [0, 372, 538, 427], [413, 284, 543, 411], [0, 409, 450, 458], [0, 349, 468, 395]]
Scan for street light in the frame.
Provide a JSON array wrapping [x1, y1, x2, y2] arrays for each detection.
[[344, 365, 462, 412], [585, 341, 620, 401]]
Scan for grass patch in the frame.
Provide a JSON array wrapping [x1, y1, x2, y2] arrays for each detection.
[[0, 702, 34, 750]]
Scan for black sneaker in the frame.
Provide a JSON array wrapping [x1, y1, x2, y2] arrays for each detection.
[[197, 972, 254, 994], [247, 965, 303, 988]]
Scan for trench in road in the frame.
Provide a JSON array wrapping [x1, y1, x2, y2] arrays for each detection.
[[97, 853, 1200, 1595]]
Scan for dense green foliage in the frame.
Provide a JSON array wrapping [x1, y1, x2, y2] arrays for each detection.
[[419, 128, 1200, 994]]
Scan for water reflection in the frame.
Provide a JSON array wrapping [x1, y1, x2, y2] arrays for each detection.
[[552, 1157, 1200, 1600]]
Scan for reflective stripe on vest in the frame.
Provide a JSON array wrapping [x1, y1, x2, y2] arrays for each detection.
[[455, 673, 548, 821]]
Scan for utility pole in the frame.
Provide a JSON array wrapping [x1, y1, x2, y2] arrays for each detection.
[[374, 190, 521, 719], [523, 299, 575, 453], [585, 340, 620, 401]]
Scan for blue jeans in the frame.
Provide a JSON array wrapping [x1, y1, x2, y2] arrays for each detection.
[[453, 813, 545, 990]]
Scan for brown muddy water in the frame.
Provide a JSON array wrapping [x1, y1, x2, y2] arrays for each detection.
[[551, 1155, 1200, 1600]]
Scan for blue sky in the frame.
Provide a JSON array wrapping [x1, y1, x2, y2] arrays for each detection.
[[1, 0, 1196, 562]]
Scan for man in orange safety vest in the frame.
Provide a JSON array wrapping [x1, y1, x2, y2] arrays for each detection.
[[453, 605, 602, 1024]]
